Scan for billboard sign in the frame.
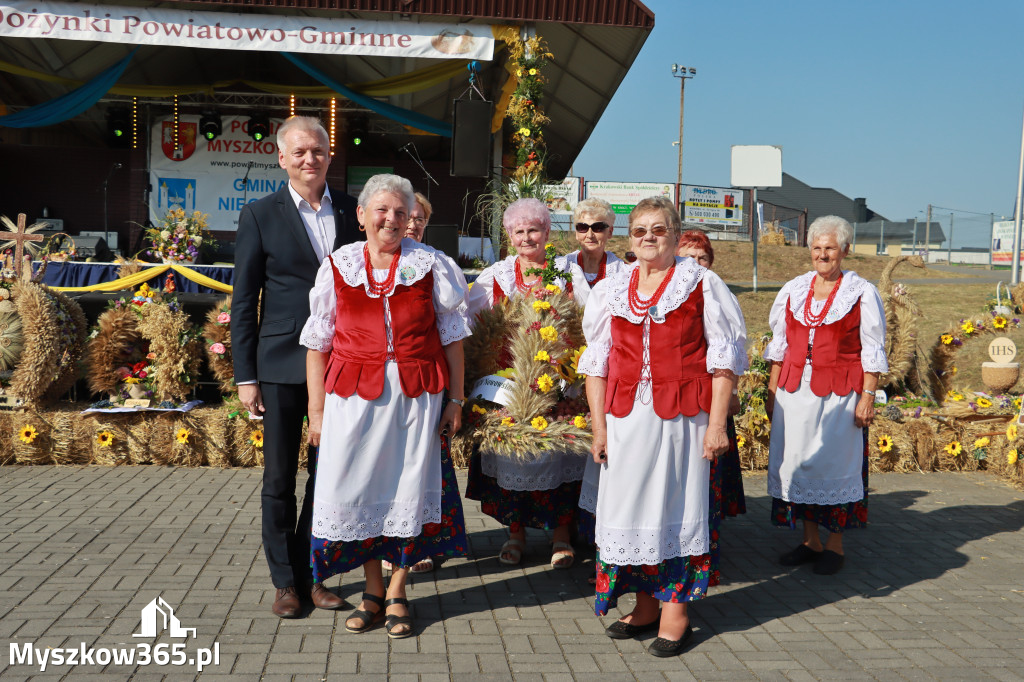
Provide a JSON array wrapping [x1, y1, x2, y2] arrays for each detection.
[[681, 184, 744, 226], [991, 220, 1022, 264], [584, 181, 675, 215]]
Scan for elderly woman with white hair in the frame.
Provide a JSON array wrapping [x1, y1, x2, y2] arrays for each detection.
[[465, 197, 586, 569], [301, 173, 470, 638], [764, 215, 887, 575], [565, 197, 628, 304]]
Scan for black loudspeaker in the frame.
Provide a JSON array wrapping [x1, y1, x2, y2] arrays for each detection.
[[450, 99, 492, 178], [74, 236, 111, 260], [424, 224, 459, 262]]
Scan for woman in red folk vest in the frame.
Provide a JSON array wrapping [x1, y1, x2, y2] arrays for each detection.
[[301, 174, 470, 639], [579, 197, 747, 657], [465, 197, 586, 569], [676, 230, 747, 524], [764, 214, 887, 576]]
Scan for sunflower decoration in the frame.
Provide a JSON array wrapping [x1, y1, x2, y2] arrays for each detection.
[[993, 315, 1008, 329], [175, 427, 190, 444], [877, 434, 894, 453], [1007, 423, 1018, 442], [18, 424, 37, 444], [944, 440, 962, 456], [1009, 449, 1019, 466], [974, 397, 993, 409], [940, 334, 954, 345], [961, 320, 975, 335], [249, 430, 264, 448], [972, 436, 990, 461], [946, 390, 964, 402], [96, 431, 114, 448]]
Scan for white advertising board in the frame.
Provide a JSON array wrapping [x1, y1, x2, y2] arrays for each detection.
[[730, 145, 782, 188], [149, 115, 286, 231], [991, 220, 1022, 265], [681, 184, 744, 226], [542, 176, 581, 216], [584, 181, 675, 215], [0, 1, 495, 59]]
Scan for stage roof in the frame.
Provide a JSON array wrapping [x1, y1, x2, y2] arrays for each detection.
[[0, 0, 654, 178]]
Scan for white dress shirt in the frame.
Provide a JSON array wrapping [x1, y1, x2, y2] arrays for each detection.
[[287, 182, 336, 264]]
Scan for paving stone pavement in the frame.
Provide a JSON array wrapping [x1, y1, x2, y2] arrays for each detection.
[[1, 466, 1023, 681]]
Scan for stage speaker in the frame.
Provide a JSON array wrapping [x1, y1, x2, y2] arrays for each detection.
[[423, 224, 459, 262], [450, 99, 492, 178], [74, 236, 111, 260]]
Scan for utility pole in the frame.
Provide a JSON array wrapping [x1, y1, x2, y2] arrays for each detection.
[[923, 204, 933, 264], [990, 213, 995, 268], [912, 217, 918, 255], [671, 64, 696, 186], [1013, 104, 1024, 285], [879, 220, 885, 255]]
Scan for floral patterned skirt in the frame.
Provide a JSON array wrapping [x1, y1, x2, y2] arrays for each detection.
[[310, 436, 468, 582], [771, 428, 869, 534], [720, 417, 747, 518], [593, 455, 722, 615], [466, 450, 582, 531]]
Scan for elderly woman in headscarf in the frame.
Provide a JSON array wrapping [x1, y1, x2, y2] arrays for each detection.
[[579, 196, 747, 656], [564, 197, 628, 304], [764, 215, 887, 575], [465, 197, 586, 569], [676, 230, 746, 520], [301, 173, 470, 639]]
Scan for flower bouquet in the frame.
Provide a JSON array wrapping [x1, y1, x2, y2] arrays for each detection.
[[453, 267, 591, 464], [202, 297, 235, 394], [146, 208, 215, 264]]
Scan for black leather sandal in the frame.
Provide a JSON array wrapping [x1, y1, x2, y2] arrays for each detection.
[[384, 597, 414, 640], [344, 592, 385, 633]]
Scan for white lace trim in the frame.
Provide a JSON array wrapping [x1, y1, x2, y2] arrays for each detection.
[[479, 450, 586, 491], [332, 239, 436, 297], [767, 472, 864, 506], [862, 346, 888, 373], [311, 495, 441, 542], [605, 257, 705, 324], [706, 338, 748, 374], [490, 253, 573, 297], [436, 304, 472, 345], [577, 341, 610, 377], [787, 270, 870, 327], [579, 478, 598, 514], [764, 336, 787, 362], [300, 316, 334, 353], [595, 523, 709, 566]]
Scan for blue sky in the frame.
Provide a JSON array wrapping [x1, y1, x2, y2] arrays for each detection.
[[572, 0, 1024, 248]]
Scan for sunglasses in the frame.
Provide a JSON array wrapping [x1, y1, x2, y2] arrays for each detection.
[[629, 225, 671, 238], [575, 222, 611, 233]]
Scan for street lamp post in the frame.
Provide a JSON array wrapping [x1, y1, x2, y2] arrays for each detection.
[[671, 64, 696, 186]]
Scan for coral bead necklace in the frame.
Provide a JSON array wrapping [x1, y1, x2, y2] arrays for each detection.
[[803, 273, 843, 327], [364, 244, 401, 296], [627, 265, 675, 317]]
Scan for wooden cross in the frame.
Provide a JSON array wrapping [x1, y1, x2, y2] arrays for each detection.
[[10, 214, 43, 279]]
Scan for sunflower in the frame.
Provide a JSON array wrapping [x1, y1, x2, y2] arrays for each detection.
[[573, 415, 587, 429], [940, 334, 954, 345], [961, 321, 975, 334], [531, 415, 549, 431], [18, 424, 38, 444], [974, 437, 990, 448], [975, 397, 993, 408], [95, 431, 114, 448], [1007, 424, 1018, 441], [947, 390, 964, 402], [249, 430, 264, 448], [944, 441, 962, 456], [877, 435, 894, 453], [736, 436, 746, 448], [1009, 449, 1019, 466], [993, 315, 1008, 329], [175, 428, 190, 444]]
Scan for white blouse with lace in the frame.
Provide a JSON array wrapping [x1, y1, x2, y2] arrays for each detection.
[[564, 250, 629, 305], [576, 257, 748, 565], [465, 253, 587, 318], [763, 270, 888, 506], [300, 239, 470, 543]]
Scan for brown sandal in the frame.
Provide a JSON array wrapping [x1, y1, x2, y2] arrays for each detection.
[[344, 592, 385, 633]]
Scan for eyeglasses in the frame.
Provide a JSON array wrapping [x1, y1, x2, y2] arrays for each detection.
[[409, 217, 427, 226], [629, 225, 671, 238], [575, 222, 611, 233]]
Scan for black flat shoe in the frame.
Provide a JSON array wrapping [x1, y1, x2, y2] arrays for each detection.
[[384, 597, 414, 640], [604, 616, 660, 640], [779, 544, 823, 566], [813, 549, 845, 575], [648, 625, 694, 657]]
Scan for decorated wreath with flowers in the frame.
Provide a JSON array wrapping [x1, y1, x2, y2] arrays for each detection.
[[928, 309, 1023, 401], [84, 283, 203, 404], [202, 297, 234, 394], [454, 272, 591, 463], [146, 208, 215, 263]]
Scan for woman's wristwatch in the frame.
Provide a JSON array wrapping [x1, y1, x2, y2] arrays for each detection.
[[862, 389, 876, 398], [449, 397, 466, 407]]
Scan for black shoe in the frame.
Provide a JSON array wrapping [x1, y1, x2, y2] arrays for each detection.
[[778, 543, 823, 566], [605, 616, 660, 640], [813, 549, 845, 575], [648, 625, 694, 657]]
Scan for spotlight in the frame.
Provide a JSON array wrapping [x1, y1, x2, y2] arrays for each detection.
[[248, 113, 270, 142], [349, 116, 368, 147], [107, 106, 131, 146], [199, 111, 222, 141]]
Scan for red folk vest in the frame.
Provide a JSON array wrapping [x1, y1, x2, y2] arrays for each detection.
[[324, 262, 449, 400], [605, 282, 712, 419], [778, 303, 863, 397]]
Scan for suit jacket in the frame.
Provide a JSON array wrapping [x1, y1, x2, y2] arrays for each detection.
[[232, 184, 362, 385]]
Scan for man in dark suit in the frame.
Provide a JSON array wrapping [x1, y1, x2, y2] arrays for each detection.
[[232, 116, 362, 618]]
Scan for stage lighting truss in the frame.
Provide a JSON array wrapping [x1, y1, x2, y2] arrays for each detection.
[[199, 111, 222, 141]]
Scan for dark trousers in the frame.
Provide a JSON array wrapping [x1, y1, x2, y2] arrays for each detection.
[[260, 382, 317, 589]]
